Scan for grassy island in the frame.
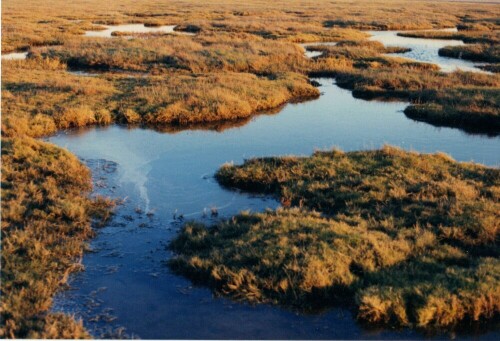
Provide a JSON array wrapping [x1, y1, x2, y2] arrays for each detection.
[[170, 147, 500, 330]]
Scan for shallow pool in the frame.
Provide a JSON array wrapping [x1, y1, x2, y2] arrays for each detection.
[[84, 23, 189, 38]]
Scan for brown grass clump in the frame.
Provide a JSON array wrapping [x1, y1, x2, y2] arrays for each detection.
[[404, 88, 500, 134], [1, 137, 114, 338], [307, 40, 412, 61], [439, 44, 500, 64], [2, 57, 116, 137], [170, 147, 500, 330], [120, 72, 319, 125], [41, 32, 317, 74], [216, 146, 499, 247]]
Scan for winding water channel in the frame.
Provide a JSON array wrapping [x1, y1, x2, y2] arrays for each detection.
[[4, 24, 486, 338], [48, 73, 500, 338], [367, 29, 489, 73]]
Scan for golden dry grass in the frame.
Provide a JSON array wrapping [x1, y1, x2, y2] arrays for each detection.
[[3, 0, 499, 53], [2, 57, 319, 136], [1, 137, 113, 338], [2, 0, 500, 337], [171, 146, 500, 330]]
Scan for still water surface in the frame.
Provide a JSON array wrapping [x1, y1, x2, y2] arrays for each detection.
[[1, 51, 29, 60], [84, 24, 188, 38], [367, 29, 488, 73], [49, 79, 499, 339]]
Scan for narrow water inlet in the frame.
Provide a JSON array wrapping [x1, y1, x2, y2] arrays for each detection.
[[367, 28, 490, 73], [299, 42, 338, 58]]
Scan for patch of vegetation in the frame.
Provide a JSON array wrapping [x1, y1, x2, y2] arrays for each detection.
[[457, 21, 498, 32], [321, 45, 500, 135], [170, 146, 500, 330], [1, 137, 114, 338], [41, 31, 352, 74], [116, 72, 319, 125], [2, 57, 116, 138], [2, 57, 319, 136], [439, 44, 500, 64], [404, 88, 500, 134], [305, 40, 413, 62], [480, 64, 500, 73]]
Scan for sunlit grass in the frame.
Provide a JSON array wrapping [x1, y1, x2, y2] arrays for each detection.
[[2, 0, 500, 337], [1, 137, 114, 338], [171, 146, 500, 330]]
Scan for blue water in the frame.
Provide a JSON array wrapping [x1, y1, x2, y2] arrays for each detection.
[[48, 79, 499, 339], [368, 29, 489, 73]]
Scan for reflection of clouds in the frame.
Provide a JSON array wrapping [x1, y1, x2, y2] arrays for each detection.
[[66, 128, 163, 212], [109, 136, 164, 212], [120, 162, 152, 212]]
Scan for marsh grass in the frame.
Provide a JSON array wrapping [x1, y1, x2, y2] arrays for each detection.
[[170, 146, 500, 330], [439, 44, 500, 64], [117, 72, 319, 125], [2, 51, 318, 137], [1, 57, 116, 137], [41, 32, 317, 73], [324, 48, 500, 134], [2, 0, 500, 337], [1, 137, 114, 338]]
